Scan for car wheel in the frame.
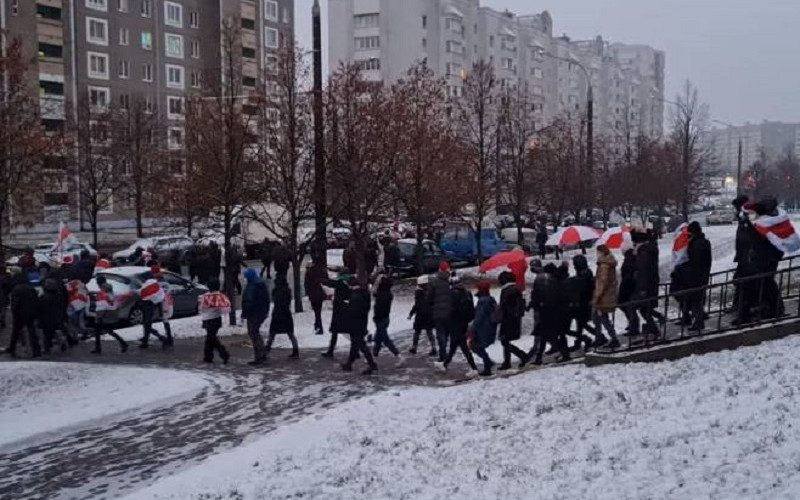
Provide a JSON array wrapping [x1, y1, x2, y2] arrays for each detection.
[[128, 306, 144, 326]]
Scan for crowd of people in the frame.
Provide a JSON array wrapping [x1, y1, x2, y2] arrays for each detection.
[[0, 195, 791, 378]]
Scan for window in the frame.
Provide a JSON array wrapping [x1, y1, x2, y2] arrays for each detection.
[[446, 18, 462, 33], [264, 0, 278, 21], [118, 59, 129, 78], [40, 80, 64, 96], [37, 4, 61, 20], [354, 36, 379, 50], [282, 7, 289, 23], [190, 40, 200, 58], [355, 58, 380, 71], [87, 52, 109, 79], [119, 28, 129, 45], [167, 96, 183, 119], [86, 18, 108, 45], [142, 63, 153, 82], [141, 31, 152, 50], [44, 192, 69, 206], [189, 11, 199, 28], [446, 62, 462, 77], [190, 71, 201, 88], [168, 127, 184, 149], [166, 64, 184, 89], [165, 34, 183, 58], [265, 54, 278, 72], [38, 43, 63, 59], [86, 0, 107, 12], [118, 0, 128, 11], [489, 35, 494, 48], [532, 85, 543, 96], [265, 27, 279, 48], [88, 86, 110, 108], [141, 0, 151, 17], [243, 76, 256, 87], [11, 0, 18, 15], [422, 15, 426, 28], [242, 17, 256, 30], [242, 46, 256, 58], [165, 2, 182, 27], [119, 93, 130, 110], [532, 67, 543, 79], [354, 13, 378, 28], [445, 40, 463, 54], [501, 57, 513, 70], [422, 38, 426, 48]]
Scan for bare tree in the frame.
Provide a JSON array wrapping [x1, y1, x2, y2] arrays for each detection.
[[254, 40, 315, 312], [452, 61, 500, 263], [326, 64, 399, 281], [0, 33, 54, 246], [671, 80, 713, 220]]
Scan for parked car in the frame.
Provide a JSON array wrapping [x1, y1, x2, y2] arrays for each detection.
[[499, 228, 537, 254], [6, 242, 98, 267], [112, 236, 195, 264], [706, 209, 737, 226], [86, 266, 208, 325], [438, 222, 511, 264], [393, 239, 449, 276]]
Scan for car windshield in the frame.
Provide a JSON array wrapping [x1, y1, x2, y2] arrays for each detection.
[[398, 242, 417, 256]]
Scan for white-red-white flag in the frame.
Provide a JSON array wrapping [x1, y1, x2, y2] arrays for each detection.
[[672, 223, 689, 266], [754, 211, 800, 254], [54, 221, 77, 255]]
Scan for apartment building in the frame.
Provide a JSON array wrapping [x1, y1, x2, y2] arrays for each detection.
[[328, 0, 665, 141], [0, 0, 293, 225], [708, 122, 800, 174]]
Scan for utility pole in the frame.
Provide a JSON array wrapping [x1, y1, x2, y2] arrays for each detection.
[[586, 83, 594, 221], [736, 137, 743, 196], [311, 0, 327, 266]]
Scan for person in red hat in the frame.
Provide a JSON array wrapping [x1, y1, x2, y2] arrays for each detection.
[[427, 261, 454, 363]]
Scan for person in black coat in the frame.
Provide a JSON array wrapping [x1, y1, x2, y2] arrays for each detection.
[[441, 275, 478, 373], [408, 275, 436, 356], [266, 276, 299, 359], [731, 195, 752, 315], [371, 276, 403, 365], [527, 264, 570, 364], [630, 231, 660, 337], [321, 274, 350, 358], [686, 222, 713, 331], [304, 261, 327, 335], [536, 227, 548, 258], [241, 268, 271, 365], [342, 280, 377, 375], [738, 199, 784, 322], [39, 278, 74, 354], [272, 243, 292, 281], [208, 242, 222, 282], [566, 255, 597, 350], [497, 271, 529, 370], [5, 273, 40, 358], [618, 248, 637, 333], [73, 251, 95, 284], [365, 239, 379, 276], [259, 239, 274, 279]]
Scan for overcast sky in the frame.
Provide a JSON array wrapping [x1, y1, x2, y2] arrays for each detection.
[[295, 0, 800, 126]]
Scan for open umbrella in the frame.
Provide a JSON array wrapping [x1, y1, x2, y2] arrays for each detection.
[[595, 226, 632, 250], [672, 223, 689, 266], [479, 249, 526, 273], [546, 226, 601, 248]]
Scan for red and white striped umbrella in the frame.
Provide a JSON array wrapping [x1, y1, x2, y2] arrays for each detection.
[[546, 226, 602, 247], [595, 226, 631, 249]]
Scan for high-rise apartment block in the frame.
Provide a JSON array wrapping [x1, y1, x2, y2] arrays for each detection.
[[708, 122, 800, 174], [0, 0, 293, 224], [329, 0, 666, 142]]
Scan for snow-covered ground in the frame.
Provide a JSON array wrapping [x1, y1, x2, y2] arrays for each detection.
[[0, 362, 208, 450], [128, 333, 800, 500]]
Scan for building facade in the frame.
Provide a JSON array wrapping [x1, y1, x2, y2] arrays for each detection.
[[328, 0, 665, 142], [707, 122, 799, 174], [0, 0, 293, 226]]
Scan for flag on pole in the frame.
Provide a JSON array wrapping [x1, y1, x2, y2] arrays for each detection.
[[53, 222, 77, 260], [753, 210, 800, 254]]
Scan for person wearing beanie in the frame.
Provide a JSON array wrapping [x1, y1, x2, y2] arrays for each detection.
[[427, 264, 454, 362], [266, 275, 299, 359], [592, 245, 620, 349], [685, 222, 712, 331], [472, 280, 497, 376], [408, 275, 436, 356], [436, 274, 478, 376], [630, 226, 661, 338], [198, 279, 231, 364], [241, 267, 271, 365], [565, 255, 598, 351]]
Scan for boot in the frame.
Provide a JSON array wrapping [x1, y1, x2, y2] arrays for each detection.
[[497, 362, 512, 371], [428, 349, 437, 357], [120, 342, 129, 353], [608, 338, 621, 349], [582, 335, 594, 348], [340, 363, 353, 372], [288, 350, 299, 359], [361, 365, 377, 376], [593, 335, 608, 348], [408, 347, 418, 355], [321, 350, 334, 358]]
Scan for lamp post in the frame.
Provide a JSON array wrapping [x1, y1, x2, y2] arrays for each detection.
[[712, 119, 743, 197], [312, 0, 327, 266], [538, 50, 593, 217]]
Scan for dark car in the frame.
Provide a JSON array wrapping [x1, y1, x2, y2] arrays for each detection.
[[86, 266, 208, 325], [395, 239, 449, 276]]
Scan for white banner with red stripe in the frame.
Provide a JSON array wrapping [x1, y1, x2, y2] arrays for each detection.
[[672, 223, 689, 267], [754, 210, 800, 254], [199, 292, 232, 320], [140, 279, 166, 304], [67, 280, 88, 313]]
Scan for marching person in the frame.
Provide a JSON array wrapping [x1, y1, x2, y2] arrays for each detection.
[[66, 277, 89, 340], [408, 275, 436, 356], [630, 230, 661, 338], [321, 273, 351, 358], [740, 198, 785, 322], [39, 278, 72, 354], [618, 248, 638, 334], [241, 267, 271, 366], [497, 271, 529, 370], [471, 280, 498, 376], [565, 256, 596, 350], [686, 222, 713, 331], [266, 275, 300, 359], [259, 239, 274, 279], [427, 261, 453, 362], [438, 274, 478, 376], [304, 260, 327, 336], [138, 274, 168, 350], [371, 275, 404, 367], [198, 279, 231, 364], [272, 242, 292, 282], [92, 275, 128, 354], [341, 278, 378, 375], [592, 245, 620, 349], [528, 264, 571, 365], [5, 273, 40, 358]]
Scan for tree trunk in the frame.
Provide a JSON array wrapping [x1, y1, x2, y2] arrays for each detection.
[[135, 193, 143, 238], [292, 255, 303, 313], [415, 222, 425, 276], [91, 211, 99, 248], [224, 213, 237, 326], [475, 217, 484, 264]]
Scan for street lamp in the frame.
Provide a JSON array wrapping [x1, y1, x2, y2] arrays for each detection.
[[312, 0, 327, 266], [537, 49, 593, 216], [711, 118, 743, 197]]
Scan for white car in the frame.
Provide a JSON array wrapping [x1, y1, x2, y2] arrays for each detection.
[[6, 242, 98, 267], [112, 236, 195, 263]]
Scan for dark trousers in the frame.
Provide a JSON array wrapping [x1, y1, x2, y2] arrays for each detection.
[[141, 303, 165, 345], [94, 323, 127, 352], [266, 330, 299, 354], [373, 318, 398, 356], [434, 319, 451, 362], [326, 331, 339, 354], [500, 337, 527, 366], [246, 316, 267, 362], [260, 262, 272, 279], [203, 318, 228, 362], [538, 243, 546, 257], [346, 333, 376, 368], [9, 317, 39, 357], [473, 345, 493, 372], [311, 300, 323, 331], [444, 323, 477, 370], [412, 328, 435, 351], [159, 303, 173, 345], [528, 315, 570, 363], [631, 299, 660, 336]]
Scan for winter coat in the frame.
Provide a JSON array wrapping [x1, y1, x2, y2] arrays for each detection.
[[669, 262, 691, 296], [450, 285, 475, 329], [348, 287, 371, 337], [241, 278, 271, 320], [342, 245, 358, 274], [39, 279, 66, 329], [745, 223, 783, 275], [536, 230, 548, 246], [272, 245, 291, 275], [384, 243, 401, 268], [634, 241, 660, 299], [304, 265, 327, 304], [426, 272, 452, 321], [472, 292, 498, 347], [532, 272, 567, 340], [410, 287, 434, 331], [260, 241, 274, 266], [373, 289, 393, 323], [73, 258, 95, 284], [498, 282, 525, 341], [10, 280, 38, 322], [687, 232, 713, 287], [326, 279, 351, 333], [734, 217, 752, 266], [592, 253, 618, 313], [618, 251, 637, 304], [269, 282, 294, 334]]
